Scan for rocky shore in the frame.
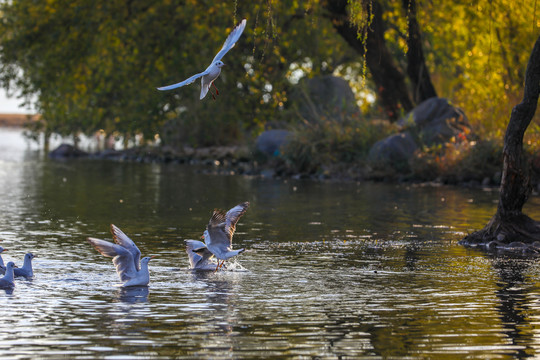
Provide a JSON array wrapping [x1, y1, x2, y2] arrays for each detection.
[[49, 142, 510, 188]]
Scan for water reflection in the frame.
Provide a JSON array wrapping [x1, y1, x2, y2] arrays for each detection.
[[492, 256, 539, 358], [116, 286, 150, 304]]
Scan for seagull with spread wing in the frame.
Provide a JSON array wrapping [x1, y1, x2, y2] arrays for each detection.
[[87, 224, 154, 287], [157, 19, 247, 100], [201, 201, 249, 271]]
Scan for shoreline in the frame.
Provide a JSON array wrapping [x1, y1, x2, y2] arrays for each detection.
[[49, 142, 510, 190], [0, 113, 38, 127]]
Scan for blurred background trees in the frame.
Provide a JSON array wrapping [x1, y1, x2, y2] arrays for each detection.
[[0, 0, 538, 151]]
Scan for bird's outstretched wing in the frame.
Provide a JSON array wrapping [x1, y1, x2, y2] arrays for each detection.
[[110, 224, 141, 272], [157, 70, 210, 91], [185, 240, 214, 269], [225, 202, 249, 241], [211, 19, 247, 64], [87, 237, 137, 282], [207, 201, 249, 247]]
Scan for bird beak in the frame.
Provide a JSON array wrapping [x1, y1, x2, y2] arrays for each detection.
[[2, 249, 7, 252], [200, 235, 204, 240], [150, 255, 157, 260]]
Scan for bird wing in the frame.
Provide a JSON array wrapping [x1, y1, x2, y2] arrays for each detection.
[[110, 224, 141, 272], [157, 70, 210, 91], [211, 19, 247, 64], [200, 73, 212, 100], [207, 208, 231, 248], [87, 237, 137, 282], [225, 202, 250, 241], [207, 201, 249, 247], [185, 240, 214, 268]]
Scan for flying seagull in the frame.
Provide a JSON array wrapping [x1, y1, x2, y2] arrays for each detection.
[[202, 201, 249, 271], [87, 224, 154, 287], [157, 19, 247, 100]]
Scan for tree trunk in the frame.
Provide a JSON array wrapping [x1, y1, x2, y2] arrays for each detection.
[[461, 35, 540, 248], [402, 0, 437, 103], [324, 0, 414, 121]]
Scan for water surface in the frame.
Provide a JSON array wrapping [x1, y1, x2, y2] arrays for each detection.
[[1, 128, 540, 359]]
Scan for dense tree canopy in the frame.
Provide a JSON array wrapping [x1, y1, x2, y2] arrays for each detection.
[[0, 0, 538, 147]]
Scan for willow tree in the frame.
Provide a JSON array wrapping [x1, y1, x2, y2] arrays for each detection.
[[461, 35, 540, 246], [0, 0, 352, 147]]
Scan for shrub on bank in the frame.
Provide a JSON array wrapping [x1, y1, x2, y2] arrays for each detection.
[[279, 114, 395, 175], [409, 136, 503, 184]]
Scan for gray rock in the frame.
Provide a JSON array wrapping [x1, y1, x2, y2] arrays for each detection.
[[291, 75, 359, 122], [368, 97, 470, 171], [397, 97, 470, 146], [255, 129, 291, 156], [49, 144, 89, 159], [368, 132, 418, 171]]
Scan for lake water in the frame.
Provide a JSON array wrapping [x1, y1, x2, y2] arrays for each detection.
[[2, 127, 540, 359]]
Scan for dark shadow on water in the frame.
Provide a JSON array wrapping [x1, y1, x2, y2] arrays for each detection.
[[115, 286, 149, 304], [188, 269, 215, 282], [2, 287, 14, 295], [491, 256, 537, 358]]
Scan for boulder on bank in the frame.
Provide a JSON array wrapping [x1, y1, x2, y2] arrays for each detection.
[[255, 129, 292, 157], [397, 97, 470, 146], [368, 132, 418, 172], [49, 144, 89, 159], [291, 75, 359, 122], [368, 97, 470, 171]]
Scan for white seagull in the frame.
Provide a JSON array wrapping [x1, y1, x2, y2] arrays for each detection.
[[157, 19, 247, 100], [87, 224, 154, 287], [185, 239, 219, 271], [202, 201, 249, 271], [0, 262, 15, 289], [14, 252, 35, 278]]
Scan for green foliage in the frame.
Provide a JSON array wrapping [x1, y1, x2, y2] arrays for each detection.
[[0, 0, 351, 147], [419, 0, 540, 135], [0, 0, 538, 160]]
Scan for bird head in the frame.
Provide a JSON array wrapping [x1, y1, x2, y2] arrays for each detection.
[[215, 60, 225, 68], [200, 230, 209, 242], [141, 255, 156, 265]]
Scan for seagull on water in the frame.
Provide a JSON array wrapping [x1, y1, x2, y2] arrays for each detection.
[[14, 252, 35, 278], [0, 262, 16, 289], [0, 246, 7, 275], [87, 224, 154, 287], [157, 19, 247, 100], [185, 239, 220, 271], [202, 201, 249, 271]]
